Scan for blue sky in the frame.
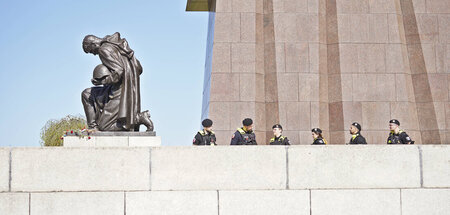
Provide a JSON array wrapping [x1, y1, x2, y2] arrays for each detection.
[[0, 0, 209, 146]]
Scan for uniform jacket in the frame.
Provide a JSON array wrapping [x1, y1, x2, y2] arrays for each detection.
[[230, 128, 257, 145]]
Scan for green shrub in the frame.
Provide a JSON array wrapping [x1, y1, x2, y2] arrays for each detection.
[[40, 115, 87, 146]]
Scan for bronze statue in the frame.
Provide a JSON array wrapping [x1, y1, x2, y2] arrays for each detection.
[[81, 32, 153, 132]]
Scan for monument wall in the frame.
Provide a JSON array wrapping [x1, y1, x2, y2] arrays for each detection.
[[0, 145, 449, 214], [190, 0, 450, 145]]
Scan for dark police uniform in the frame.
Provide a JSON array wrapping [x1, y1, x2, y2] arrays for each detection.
[[269, 135, 290, 145], [230, 128, 257, 145], [349, 133, 367, 144], [193, 130, 216, 145], [312, 138, 327, 145], [387, 130, 412, 144]]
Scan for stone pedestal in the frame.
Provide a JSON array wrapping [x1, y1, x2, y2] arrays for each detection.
[[63, 132, 161, 147]]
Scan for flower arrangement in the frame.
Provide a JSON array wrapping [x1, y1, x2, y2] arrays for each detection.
[[61, 127, 92, 140]]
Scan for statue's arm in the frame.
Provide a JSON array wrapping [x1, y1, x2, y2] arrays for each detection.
[[98, 47, 124, 84]]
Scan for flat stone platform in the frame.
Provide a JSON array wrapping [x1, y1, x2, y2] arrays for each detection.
[[63, 131, 161, 147]]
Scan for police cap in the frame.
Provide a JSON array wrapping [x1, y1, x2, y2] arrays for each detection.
[[202, 119, 213, 127], [352, 122, 362, 131], [272, 124, 283, 130], [311, 128, 322, 134], [389, 119, 400, 126], [243, 118, 253, 126]]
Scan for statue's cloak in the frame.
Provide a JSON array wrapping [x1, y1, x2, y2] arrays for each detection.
[[98, 32, 143, 130]]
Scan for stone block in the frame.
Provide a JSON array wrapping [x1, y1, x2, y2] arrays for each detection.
[[358, 44, 386, 73], [422, 43, 436, 73], [232, 43, 256, 73], [274, 13, 297, 42], [388, 14, 404, 43], [219, 190, 310, 215], [212, 43, 231, 73], [401, 189, 450, 215], [283, 130, 300, 145], [369, 0, 396, 13], [210, 73, 240, 101], [299, 130, 313, 145], [338, 14, 352, 42], [95, 136, 129, 146], [11, 148, 150, 192], [429, 74, 449, 101], [0, 148, 9, 192], [31, 192, 124, 215], [229, 102, 256, 129], [215, 0, 232, 12], [285, 102, 311, 131], [369, 14, 389, 43], [283, 0, 308, 13], [396, 74, 416, 102], [214, 13, 240, 42], [421, 145, 450, 188], [426, 0, 450, 13], [339, 44, 359, 73], [275, 43, 285, 73], [417, 14, 439, 43], [435, 43, 448, 73], [126, 191, 217, 215], [351, 14, 370, 42], [289, 146, 421, 189], [0, 193, 29, 215], [241, 13, 256, 42], [278, 73, 299, 101], [362, 102, 391, 130], [336, 0, 369, 14], [412, 0, 426, 13], [151, 146, 286, 190], [390, 102, 420, 130], [298, 74, 319, 101], [296, 14, 319, 42], [353, 74, 395, 101], [386, 44, 405, 74], [309, 43, 319, 73], [311, 189, 401, 215], [342, 102, 362, 128], [240, 73, 256, 101], [232, 0, 256, 12], [64, 136, 161, 147], [285, 43, 309, 73], [208, 102, 231, 130], [129, 136, 161, 147], [438, 15, 450, 43]]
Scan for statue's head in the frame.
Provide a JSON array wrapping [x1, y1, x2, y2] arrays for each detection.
[[83, 35, 102, 55]]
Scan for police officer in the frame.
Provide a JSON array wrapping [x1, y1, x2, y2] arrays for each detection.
[[269, 124, 290, 145], [311, 128, 327, 145], [193, 119, 216, 145], [387, 119, 414, 144], [348, 122, 367, 144], [230, 118, 257, 145]]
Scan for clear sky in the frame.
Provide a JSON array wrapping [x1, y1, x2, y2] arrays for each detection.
[[0, 0, 209, 146]]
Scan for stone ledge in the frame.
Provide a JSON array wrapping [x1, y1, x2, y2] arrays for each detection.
[[63, 136, 161, 147], [10, 148, 150, 192], [65, 131, 156, 136]]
